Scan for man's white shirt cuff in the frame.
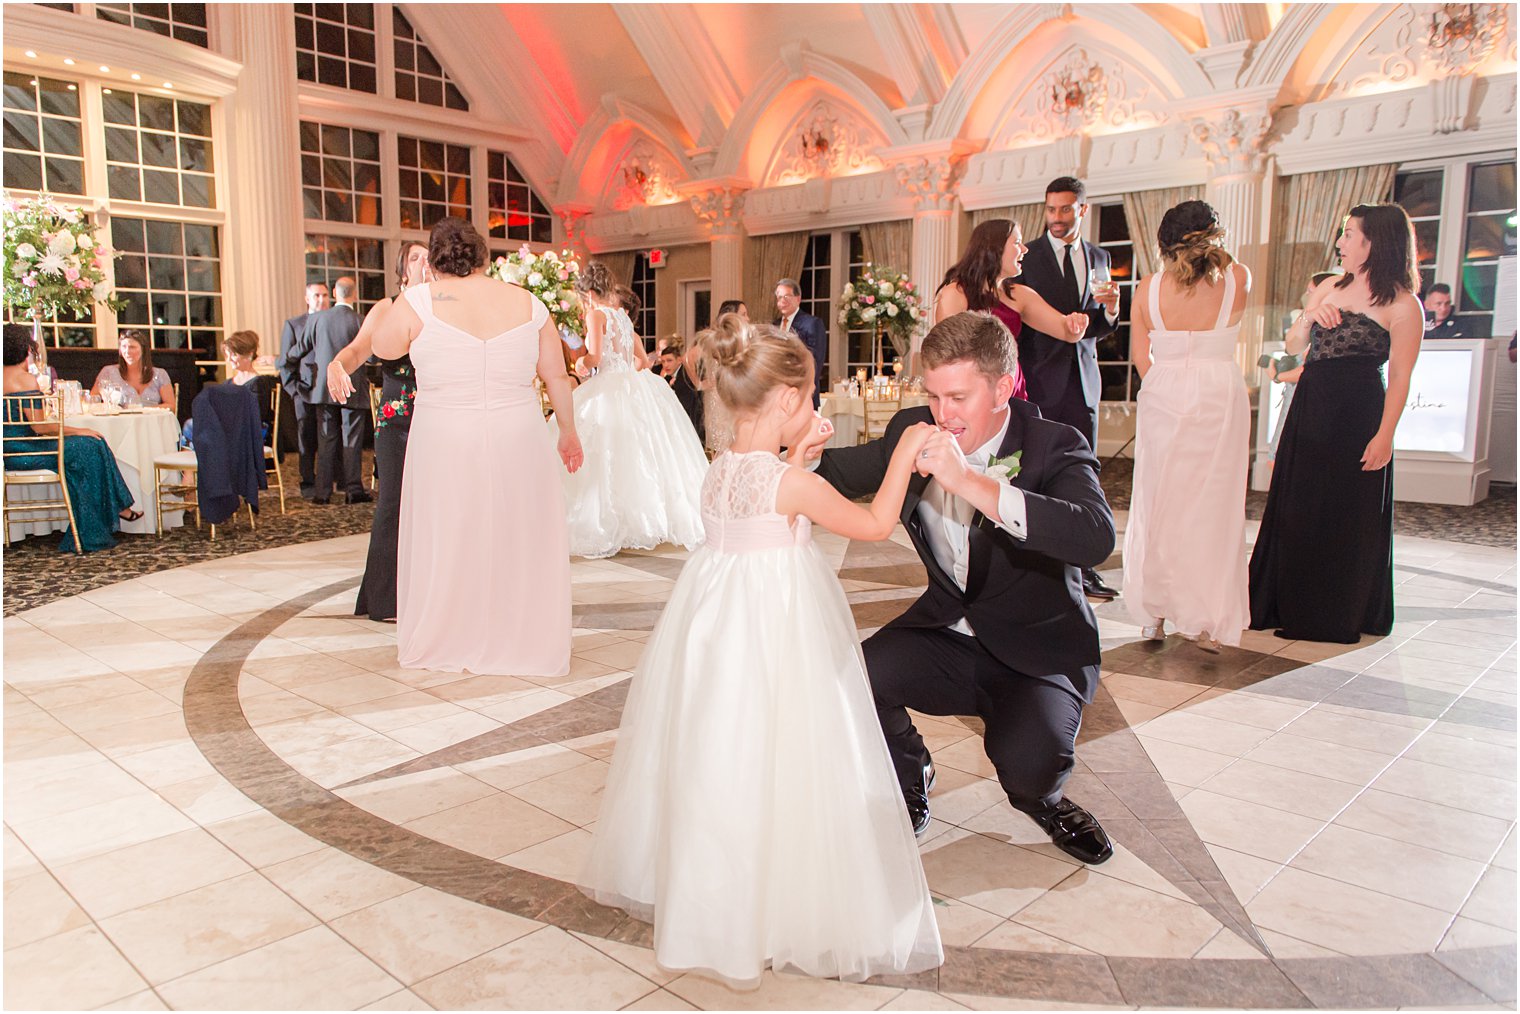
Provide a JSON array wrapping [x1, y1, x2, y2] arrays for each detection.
[[993, 484, 1028, 540]]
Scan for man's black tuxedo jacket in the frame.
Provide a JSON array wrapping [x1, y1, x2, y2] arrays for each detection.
[[815, 399, 1114, 701], [776, 310, 827, 391], [286, 304, 367, 409], [1012, 236, 1117, 444], [277, 312, 312, 401]]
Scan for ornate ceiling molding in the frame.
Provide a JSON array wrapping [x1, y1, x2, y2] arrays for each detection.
[[610, 138, 683, 210], [764, 99, 887, 187], [1190, 107, 1275, 176], [684, 184, 748, 236]]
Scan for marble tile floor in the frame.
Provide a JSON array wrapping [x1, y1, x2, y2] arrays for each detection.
[[3, 518, 1515, 1010]]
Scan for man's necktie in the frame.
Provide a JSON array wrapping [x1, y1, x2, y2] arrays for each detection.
[[1061, 243, 1080, 311]]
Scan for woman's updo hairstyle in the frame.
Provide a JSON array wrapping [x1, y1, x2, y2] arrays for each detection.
[[427, 217, 486, 277], [700, 315, 814, 415], [1158, 200, 1233, 288], [575, 261, 616, 300]]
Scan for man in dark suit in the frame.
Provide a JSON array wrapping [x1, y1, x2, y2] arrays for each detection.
[[1013, 175, 1122, 601], [774, 278, 826, 407], [802, 312, 1115, 865], [287, 276, 369, 504], [661, 339, 704, 443], [276, 281, 328, 498]]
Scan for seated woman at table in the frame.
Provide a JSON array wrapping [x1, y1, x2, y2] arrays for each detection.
[[91, 330, 173, 408], [3, 325, 139, 551]]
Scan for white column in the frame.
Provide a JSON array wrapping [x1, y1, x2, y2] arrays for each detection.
[[1192, 109, 1274, 376], [224, 3, 304, 356], [687, 186, 746, 305], [894, 156, 963, 368]]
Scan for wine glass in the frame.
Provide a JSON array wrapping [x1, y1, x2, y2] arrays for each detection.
[[1089, 262, 1118, 304]]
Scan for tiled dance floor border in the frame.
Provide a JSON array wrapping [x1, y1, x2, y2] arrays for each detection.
[[181, 576, 1516, 1008]]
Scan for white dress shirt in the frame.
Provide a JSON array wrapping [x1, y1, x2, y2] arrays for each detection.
[[1045, 232, 1118, 323], [916, 410, 1029, 636]]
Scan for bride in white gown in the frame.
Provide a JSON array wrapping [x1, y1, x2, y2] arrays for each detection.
[[547, 262, 708, 558]]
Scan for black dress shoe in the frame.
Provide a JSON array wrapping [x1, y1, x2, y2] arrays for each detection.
[[1082, 569, 1118, 601], [311, 496, 330, 505], [904, 760, 933, 838], [346, 491, 373, 505], [924, 760, 936, 794], [1032, 798, 1113, 864]]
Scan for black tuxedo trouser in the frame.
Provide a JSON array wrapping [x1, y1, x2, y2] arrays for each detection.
[[291, 399, 318, 493], [864, 626, 1090, 816], [314, 403, 365, 497]]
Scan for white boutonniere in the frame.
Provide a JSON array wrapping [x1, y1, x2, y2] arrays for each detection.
[[986, 451, 1022, 483]]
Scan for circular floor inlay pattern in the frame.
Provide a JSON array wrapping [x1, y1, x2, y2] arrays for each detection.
[[176, 574, 1516, 1008]]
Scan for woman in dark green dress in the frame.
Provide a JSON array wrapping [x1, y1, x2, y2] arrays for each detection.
[[3, 324, 138, 552]]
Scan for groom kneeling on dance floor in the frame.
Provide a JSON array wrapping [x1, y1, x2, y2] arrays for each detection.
[[798, 311, 1115, 864]]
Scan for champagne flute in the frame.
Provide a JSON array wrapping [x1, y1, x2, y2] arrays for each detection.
[[1089, 262, 1119, 305]]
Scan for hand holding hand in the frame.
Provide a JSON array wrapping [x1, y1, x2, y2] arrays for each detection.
[[914, 427, 970, 491], [788, 413, 833, 465], [558, 431, 584, 474], [1361, 431, 1393, 471], [327, 360, 355, 402], [1064, 312, 1089, 337], [897, 421, 935, 458]]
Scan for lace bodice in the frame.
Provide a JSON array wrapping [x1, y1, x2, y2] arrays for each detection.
[[701, 451, 811, 553], [1309, 311, 1390, 364], [595, 305, 639, 374]]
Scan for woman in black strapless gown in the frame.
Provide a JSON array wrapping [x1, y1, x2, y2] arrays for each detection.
[[1249, 204, 1426, 643], [327, 241, 429, 621]]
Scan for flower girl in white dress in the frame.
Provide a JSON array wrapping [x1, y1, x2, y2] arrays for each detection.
[[579, 322, 944, 987], [547, 261, 708, 558]]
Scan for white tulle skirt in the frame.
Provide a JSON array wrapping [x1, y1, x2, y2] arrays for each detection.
[[547, 368, 708, 558], [579, 538, 943, 988]]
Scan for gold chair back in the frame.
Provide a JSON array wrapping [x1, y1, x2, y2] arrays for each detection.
[[2, 392, 81, 552], [860, 390, 901, 443], [265, 381, 286, 513]]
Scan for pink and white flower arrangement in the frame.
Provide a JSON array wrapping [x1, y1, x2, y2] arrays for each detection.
[[837, 264, 923, 340], [3, 195, 122, 319], [486, 244, 586, 337]]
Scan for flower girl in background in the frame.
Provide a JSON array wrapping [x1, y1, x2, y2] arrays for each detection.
[[579, 322, 944, 987], [547, 261, 708, 557]]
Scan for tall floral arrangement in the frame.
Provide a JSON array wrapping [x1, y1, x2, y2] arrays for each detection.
[[3, 195, 121, 320], [837, 264, 923, 342], [486, 244, 585, 337]]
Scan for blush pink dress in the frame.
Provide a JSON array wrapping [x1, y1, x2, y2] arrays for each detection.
[[396, 283, 571, 676]]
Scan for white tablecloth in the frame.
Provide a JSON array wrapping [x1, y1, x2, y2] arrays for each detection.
[[819, 392, 929, 447], [65, 409, 184, 534]]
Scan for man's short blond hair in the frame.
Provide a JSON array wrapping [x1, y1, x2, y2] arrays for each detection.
[[920, 312, 1018, 383]]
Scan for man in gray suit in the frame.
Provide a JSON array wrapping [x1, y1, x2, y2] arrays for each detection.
[[277, 281, 329, 499], [288, 276, 369, 504]]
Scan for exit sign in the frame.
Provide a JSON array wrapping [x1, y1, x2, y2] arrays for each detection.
[[647, 248, 667, 268]]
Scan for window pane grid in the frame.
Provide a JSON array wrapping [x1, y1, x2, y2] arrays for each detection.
[[397, 135, 470, 230], [1458, 160, 1517, 337], [2, 71, 84, 195], [631, 252, 656, 343], [101, 87, 215, 209], [486, 150, 551, 244], [95, 2, 208, 47], [293, 2, 378, 94], [393, 8, 469, 111], [304, 233, 387, 313], [1094, 203, 1139, 403], [110, 216, 222, 352], [3, 303, 95, 349], [843, 230, 878, 372], [1394, 168, 1445, 297], [299, 121, 382, 226]]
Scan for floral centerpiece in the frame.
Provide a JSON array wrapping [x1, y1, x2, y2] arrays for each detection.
[[486, 244, 585, 338], [837, 264, 923, 369], [3, 195, 121, 324]]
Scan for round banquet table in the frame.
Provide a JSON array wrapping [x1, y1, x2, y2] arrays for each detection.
[[38, 408, 185, 536], [819, 391, 930, 448]]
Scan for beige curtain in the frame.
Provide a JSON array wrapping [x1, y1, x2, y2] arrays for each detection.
[[860, 220, 914, 355], [968, 203, 1045, 246], [1121, 185, 1207, 279], [743, 231, 809, 323], [1268, 164, 1398, 325], [597, 251, 637, 289]]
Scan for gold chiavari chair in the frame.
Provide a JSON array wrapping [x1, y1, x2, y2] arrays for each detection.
[[859, 386, 902, 444], [265, 382, 286, 514], [1, 392, 81, 553], [535, 377, 553, 417]]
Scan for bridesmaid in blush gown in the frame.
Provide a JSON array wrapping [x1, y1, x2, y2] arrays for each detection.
[[371, 217, 583, 676], [930, 218, 1090, 397], [1123, 201, 1251, 652]]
